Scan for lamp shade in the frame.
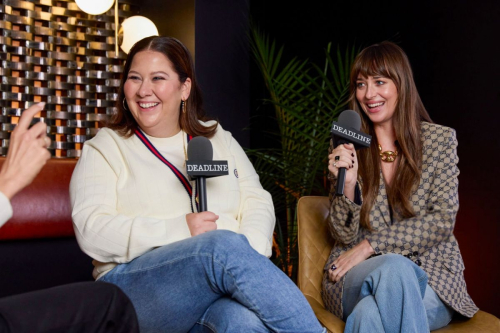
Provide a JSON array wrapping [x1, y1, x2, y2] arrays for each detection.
[[75, 0, 114, 15], [119, 16, 159, 54]]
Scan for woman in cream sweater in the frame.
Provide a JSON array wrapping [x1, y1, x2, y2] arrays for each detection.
[[70, 36, 325, 333]]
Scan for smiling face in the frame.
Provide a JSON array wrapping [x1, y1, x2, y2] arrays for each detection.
[[123, 50, 191, 137], [355, 75, 398, 126]]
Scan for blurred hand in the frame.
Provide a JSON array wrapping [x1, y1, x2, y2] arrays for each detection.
[[0, 103, 51, 199], [186, 211, 218, 236], [328, 239, 374, 283]]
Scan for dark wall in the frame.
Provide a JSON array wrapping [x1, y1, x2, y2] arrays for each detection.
[[250, 0, 500, 318], [130, 0, 251, 146], [136, 0, 195, 56], [195, 0, 251, 147]]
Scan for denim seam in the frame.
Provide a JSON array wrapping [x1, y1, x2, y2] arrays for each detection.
[[195, 320, 217, 333], [104, 253, 220, 275], [417, 274, 427, 282]]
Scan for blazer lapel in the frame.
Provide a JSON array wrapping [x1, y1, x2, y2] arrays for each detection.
[[375, 171, 392, 227]]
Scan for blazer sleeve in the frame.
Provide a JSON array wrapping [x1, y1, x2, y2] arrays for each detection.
[[326, 139, 362, 245], [70, 135, 191, 264], [223, 130, 275, 257], [369, 127, 459, 255]]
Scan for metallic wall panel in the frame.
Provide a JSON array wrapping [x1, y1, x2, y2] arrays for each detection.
[[0, 0, 138, 158]]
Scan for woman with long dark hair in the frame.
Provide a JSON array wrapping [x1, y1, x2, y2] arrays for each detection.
[[71, 36, 325, 333], [322, 41, 477, 332]]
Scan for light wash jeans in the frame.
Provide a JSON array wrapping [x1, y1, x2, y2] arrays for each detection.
[[342, 253, 454, 333], [100, 230, 325, 333]]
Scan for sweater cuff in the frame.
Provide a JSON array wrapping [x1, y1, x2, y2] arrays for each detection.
[[0, 191, 13, 228]]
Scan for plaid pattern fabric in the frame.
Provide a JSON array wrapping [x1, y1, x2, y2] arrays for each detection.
[[321, 122, 478, 319]]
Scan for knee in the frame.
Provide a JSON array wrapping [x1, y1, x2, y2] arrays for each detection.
[[220, 230, 250, 249], [377, 253, 415, 273], [373, 253, 427, 284], [201, 230, 251, 254]]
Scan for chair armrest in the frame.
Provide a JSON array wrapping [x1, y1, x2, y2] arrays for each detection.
[[298, 196, 344, 332], [305, 295, 345, 333], [297, 196, 332, 305]]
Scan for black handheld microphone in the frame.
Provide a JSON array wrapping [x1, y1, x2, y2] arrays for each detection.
[[331, 110, 372, 196], [186, 137, 229, 212]]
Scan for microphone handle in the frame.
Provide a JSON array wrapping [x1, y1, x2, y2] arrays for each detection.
[[334, 138, 349, 196], [335, 167, 347, 196], [196, 176, 207, 212]]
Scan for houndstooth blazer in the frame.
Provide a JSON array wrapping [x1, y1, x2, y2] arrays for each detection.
[[321, 122, 478, 319]]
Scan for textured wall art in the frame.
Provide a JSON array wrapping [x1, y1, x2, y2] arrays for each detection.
[[0, 0, 138, 157]]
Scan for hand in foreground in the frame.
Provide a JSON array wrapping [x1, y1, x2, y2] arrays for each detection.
[[186, 211, 218, 236], [0, 103, 51, 199], [328, 239, 374, 283]]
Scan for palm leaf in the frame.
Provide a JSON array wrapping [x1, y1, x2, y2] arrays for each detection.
[[248, 24, 356, 280]]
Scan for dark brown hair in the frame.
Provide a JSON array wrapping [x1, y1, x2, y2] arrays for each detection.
[[348, 41, 432, 230], [108, 36, 217, 137]]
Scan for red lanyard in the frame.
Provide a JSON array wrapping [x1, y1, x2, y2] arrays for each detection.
[[134, 128, 197, 213]]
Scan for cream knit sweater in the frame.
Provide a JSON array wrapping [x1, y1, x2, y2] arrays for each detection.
[[70, 122, 275, 279]]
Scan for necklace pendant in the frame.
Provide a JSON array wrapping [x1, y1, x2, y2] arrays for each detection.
[[378, 144, 398, 163]]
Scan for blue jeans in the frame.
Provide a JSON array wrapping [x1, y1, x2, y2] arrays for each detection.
[[100, 230, 325, 333], [342, 254, 454, 333]]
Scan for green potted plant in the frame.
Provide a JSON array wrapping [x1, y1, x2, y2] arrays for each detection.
[[248, 26, 356, 279]]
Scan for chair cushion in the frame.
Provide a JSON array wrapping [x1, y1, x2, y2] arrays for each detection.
[[433, 311, 500, 332]]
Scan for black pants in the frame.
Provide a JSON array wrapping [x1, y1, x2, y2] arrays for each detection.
[[0, 281, 139, 333]]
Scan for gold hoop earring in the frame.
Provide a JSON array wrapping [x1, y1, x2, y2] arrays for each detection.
[[181, 100, 186, 114], [123, 98, 129, 111]]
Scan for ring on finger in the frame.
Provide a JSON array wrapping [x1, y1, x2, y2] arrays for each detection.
[[333, 162, 337, 168], [335, 155, 340, 162], [330, 264, 337, 271]]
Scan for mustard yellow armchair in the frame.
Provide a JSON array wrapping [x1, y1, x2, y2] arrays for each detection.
[[297, 196, 500, 333]]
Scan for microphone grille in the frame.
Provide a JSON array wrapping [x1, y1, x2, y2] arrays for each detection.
[[187, 136, 213, 161], [338, 110, 361, 131]]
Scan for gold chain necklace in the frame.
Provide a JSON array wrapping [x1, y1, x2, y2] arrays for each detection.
[[378, 144, 398, 162]]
